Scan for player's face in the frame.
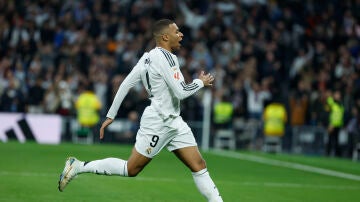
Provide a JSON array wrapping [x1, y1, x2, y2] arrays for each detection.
[[167, 23, 183, 51]]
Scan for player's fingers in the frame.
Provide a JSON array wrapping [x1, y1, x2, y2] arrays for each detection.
[[99, 128, 104, 139]]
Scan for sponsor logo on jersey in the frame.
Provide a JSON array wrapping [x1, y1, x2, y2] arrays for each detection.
[[174, 72, 180, 80]]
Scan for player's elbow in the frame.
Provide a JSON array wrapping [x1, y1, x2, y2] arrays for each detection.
[[174, 91, 188, 100]]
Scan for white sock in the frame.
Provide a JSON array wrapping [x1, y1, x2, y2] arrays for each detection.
[[192, 168, 223, 202], [78, 158, 128, 176]]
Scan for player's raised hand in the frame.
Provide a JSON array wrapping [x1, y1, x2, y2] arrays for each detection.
[[199, 71, 214, 87], [99, 118, 113, 139]]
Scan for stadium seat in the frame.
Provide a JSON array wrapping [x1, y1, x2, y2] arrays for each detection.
[[214, 129, 236, 150], [353, 142, 360, 162], [71, 119, 94, 144], [292, 126, 327, 155], [233, 118, 257, 149], [263, 136, 282, 153]]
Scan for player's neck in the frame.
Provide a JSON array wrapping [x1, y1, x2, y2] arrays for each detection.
[[156, 43, 173, 53]]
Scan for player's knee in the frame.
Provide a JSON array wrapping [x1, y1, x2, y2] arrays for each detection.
[[127, 167, 141, 177], [191, 158, 207, 172], [198, 158, 206, 168], [127, 169, 139, 177]]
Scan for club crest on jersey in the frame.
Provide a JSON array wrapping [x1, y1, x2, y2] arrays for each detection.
[[174, 72, 180, 80], [146, 147, 152, 154]]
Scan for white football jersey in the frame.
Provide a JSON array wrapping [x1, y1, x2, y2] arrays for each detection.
[[144, 47, 204, 119], [106, 47, 204, 120]]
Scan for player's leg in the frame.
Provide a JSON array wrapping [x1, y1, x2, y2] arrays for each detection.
[[74, 106, 170, 176], [58, 148, 152, 191], [58, 140, 152, 190], [126, 147, 152, 176], [59, 106, 168, 191], [173, 146, 206, 172], [76, 145, 156, 178], [76, 147, 152, 176], [74, 106, 167, 175], [173, 146, 223, 202], [167, 116, 223, 202], [58, 131, 156, 191]]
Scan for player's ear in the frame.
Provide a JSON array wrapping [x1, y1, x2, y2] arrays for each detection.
[[161, 34, 169, 41]]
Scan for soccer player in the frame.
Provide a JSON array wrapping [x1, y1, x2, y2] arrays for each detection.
[[58, 19, 223, 202]]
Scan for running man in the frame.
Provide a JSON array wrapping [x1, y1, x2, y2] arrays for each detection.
[[58, 19, 223, 202]]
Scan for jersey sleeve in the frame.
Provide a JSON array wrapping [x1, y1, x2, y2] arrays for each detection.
[[106, 54, 147, 119], [154, 51, 204, 100]]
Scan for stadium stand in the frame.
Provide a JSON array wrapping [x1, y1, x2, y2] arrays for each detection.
[[0, 0, 359, 159]]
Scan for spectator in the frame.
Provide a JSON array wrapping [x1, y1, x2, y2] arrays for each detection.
[[289, 80, 309, 126], [0, 77, 25, 112], [0, 0, 359, 156], [178, 1, 208, 34], [43, 82, 60, 114], [346, 106, 360, 159], [289, 44, 314, 79], [56, 80, 74, 116], [326, 90, 345, 157], [262, 99, 287, 152], [213, 93, 234, 129], [27, 77, 45, 113], [244, 79, 272, 120], [75, 83, 102, 142]]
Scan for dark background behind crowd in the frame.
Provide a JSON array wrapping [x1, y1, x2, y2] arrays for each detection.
[[0, 0, 360, 153]]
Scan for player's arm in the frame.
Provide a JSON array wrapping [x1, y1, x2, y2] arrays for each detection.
[[100, 66, 140, 139], [106, 53, 148, 119], [155, 57, 213, 100], [106, 66, 141, 119], [100, 53, 147, 139], [100, 117, 113, 139]]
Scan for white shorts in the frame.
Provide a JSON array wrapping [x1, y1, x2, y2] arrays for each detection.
[[134, 106, 197, 158]]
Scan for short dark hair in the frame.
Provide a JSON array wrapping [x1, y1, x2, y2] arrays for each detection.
[[152, 19, 174, 37]]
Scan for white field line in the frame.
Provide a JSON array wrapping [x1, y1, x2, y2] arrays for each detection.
[[210, 150, 360, 181], [0, 170, 359, 190]]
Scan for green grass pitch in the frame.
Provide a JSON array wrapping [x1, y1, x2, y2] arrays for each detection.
[[1, 141, 360, 202]]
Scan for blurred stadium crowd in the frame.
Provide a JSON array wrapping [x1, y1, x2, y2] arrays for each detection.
[[0, 0, 360, 143]]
